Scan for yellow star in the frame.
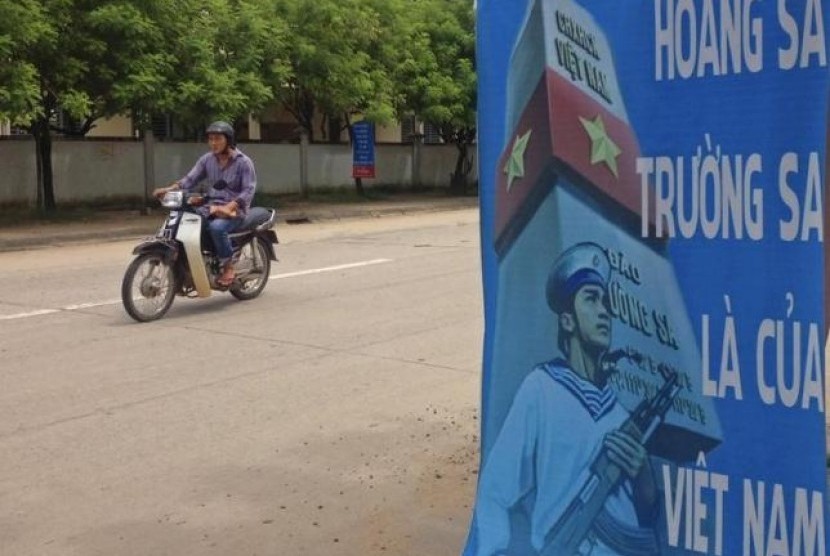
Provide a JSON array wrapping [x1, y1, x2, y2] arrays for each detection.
[[579, 115, 621, 178], [504, 129, 532, 191]]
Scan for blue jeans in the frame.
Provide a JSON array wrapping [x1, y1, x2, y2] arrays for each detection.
[[208, 216, 243, 265]]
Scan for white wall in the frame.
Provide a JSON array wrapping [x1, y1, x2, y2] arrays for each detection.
[[0, 139, 477, 204], [375, 144, 413, 186], [240, 143, 302, 194], [307, 144, 353, 188], [421, 144, 478, 187], [2, 141, 37, 205], [52, 141, 145, 202]]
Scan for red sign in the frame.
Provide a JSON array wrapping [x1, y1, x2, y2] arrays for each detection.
[[352, 165, 376, 179]]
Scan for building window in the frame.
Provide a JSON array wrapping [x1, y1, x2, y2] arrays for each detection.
[[401, 116, 417, 143], [51, 109, 85, 135], [151, 114, 172, 139], [423, 122, 443, 144], [145, 114, 202, 141]]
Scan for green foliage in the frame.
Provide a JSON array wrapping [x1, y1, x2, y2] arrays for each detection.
[[395, 0, 476, 190], [1, 0, 290, 131], [149, 0, 290, 127], [88, 2, 169, 121], [0, 0, 50, 124], [274, 0, 406, 140], [4, 0, 291, 209], [2, 0, 475, 139], [397, 0, 476, 136], [1, 0, 477, 206]]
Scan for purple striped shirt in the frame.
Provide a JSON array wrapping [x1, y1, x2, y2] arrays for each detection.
[[179, 149, 257, 216]]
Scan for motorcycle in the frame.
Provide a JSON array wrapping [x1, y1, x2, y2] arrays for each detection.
[[121, 183, 278, 322]]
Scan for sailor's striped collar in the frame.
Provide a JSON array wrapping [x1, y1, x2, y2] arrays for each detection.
[[537, 359, 617, 421]]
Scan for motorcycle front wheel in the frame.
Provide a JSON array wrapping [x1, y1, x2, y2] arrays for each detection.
[[122, 253, 176, 322], [230, 238, 271, 301]]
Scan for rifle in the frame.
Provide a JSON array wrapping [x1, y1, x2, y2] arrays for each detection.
[[540, 352, 681, 555]]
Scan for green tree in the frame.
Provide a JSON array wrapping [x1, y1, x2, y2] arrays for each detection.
[[275, 0, 405, 194], [397, 0, 476, 193], [0, 0, 47, 125], [275, 0, 406, 135], [9, 0, 171, 209], [10, 0, 288, 210], [327, 0, 401, 125], [147, 0, 289, 129]]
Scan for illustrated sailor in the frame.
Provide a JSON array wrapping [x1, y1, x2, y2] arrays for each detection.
[[472, 242, 660, 556]]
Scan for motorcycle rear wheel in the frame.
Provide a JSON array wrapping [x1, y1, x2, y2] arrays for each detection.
[[122, 253, 176, 322], [230, 239, 271, 301]]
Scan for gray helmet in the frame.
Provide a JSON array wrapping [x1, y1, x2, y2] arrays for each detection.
[[206, 121, 235, 146]]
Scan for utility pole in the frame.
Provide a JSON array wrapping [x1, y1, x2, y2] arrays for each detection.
[[142, 127, 155, 215], [299, 130, 310, 198]]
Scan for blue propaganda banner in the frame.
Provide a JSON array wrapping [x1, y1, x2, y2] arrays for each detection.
[[466, 1, 830, 555], [352, 121, 376, 179]]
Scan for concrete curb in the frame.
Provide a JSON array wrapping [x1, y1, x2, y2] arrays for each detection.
[[0, 197, 479, 253]]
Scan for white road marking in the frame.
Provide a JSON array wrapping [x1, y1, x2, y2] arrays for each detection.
[[271, 259, 393, 280], [0, 309, 60, 321], [62, 299, 123, 311], [0, 259, 395, 322]]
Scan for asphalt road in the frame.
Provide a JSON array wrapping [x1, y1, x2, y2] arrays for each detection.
[[0, 209, 483, 556]]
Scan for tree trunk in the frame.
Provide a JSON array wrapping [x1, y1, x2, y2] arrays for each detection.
[[328, 115, 342, 144], [450, 141, 470, 195], [34, 130, 43, 210], [32, 115, 56, 211], [299, 89, 315, 143], [284, 87, 315, 142]]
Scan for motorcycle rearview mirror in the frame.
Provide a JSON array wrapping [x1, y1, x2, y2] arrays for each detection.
[[213, 179, 228, 191]]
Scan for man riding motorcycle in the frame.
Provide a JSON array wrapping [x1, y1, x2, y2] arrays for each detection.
[[154, 121, 256, 286]]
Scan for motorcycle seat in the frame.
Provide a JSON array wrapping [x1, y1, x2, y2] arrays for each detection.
[[239, 207, 275, 231]]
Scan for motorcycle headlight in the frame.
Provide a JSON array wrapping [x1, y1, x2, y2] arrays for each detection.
[[161, 190, 184, 208]]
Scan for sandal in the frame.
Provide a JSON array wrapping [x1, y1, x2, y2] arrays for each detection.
[[217, 267, 236, 287]]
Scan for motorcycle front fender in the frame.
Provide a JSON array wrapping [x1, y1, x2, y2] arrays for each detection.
[[132, 239, 180, 262]]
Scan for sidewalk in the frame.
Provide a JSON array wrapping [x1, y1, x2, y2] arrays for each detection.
[[0, 194, 479, 253]]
